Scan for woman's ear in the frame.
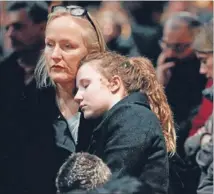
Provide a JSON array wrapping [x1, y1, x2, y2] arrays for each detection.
[[109, 75, 122, 93]]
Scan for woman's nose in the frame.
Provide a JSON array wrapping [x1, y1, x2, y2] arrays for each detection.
[[51, 46, 62, 62], [199, 65, 207, 75]]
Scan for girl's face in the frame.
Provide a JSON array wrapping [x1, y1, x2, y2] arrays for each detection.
[[74, 62, 115, 119], [44, 15, 87, 84]]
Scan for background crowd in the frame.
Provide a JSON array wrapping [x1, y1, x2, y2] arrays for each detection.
[[0, 1, 213, 194]]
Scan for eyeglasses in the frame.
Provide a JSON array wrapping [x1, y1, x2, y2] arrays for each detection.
[[51, 5, 99, 41], [158, 39, 192, 53]]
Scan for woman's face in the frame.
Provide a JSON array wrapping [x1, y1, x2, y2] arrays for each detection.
[[45, 15, 87, 84], [196, 52, 213, 79], [74, 62, 114, 119]]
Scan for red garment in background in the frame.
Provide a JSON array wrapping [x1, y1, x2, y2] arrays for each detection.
[[189, 79, 213, 136]]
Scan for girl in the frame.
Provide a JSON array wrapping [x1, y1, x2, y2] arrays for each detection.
[[74, 51, 176, 194]]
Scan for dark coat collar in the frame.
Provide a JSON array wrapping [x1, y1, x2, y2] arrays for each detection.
[[91, 92, 151, 134], [103, 91, 151, 120], [119, 91, 150, 108]]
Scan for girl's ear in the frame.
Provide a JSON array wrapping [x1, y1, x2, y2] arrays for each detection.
[[109, 75, 122, 94]]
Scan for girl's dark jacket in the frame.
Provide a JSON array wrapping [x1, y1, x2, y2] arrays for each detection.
[[87, 92, 169, 194]]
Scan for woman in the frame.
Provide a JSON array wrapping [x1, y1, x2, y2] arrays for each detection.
[[74, 51, 176, 194], [185, 18, 213, 194], [33, 5, 106, 194], [192, 19, 213, 80]]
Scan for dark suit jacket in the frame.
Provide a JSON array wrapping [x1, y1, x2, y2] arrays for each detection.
[[88, 92, 169, 194]]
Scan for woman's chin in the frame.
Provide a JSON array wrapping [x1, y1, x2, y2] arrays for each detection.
[[50, 73, 74, 84]]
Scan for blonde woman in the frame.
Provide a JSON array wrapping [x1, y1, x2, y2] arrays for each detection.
[[74, 51, 176, 194], [31, 5, 106, 194]]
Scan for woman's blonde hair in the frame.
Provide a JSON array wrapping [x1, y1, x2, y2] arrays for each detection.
[[35, 8, 106, 88], [81, 51, 176, 154], [192, 19, 213, 53]]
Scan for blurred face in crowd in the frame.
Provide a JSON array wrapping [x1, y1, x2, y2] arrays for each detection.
[[5, 8, 45, 52], [44, 15, 87, 84], [196, 52, 213, 79], [160, 20, 194, 59], [98, 13, 121, 43], [75, 61, 119, 119]]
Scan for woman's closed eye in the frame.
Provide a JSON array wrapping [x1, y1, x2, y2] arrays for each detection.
[[200, 58, 207, 65], [45, 41, 54, 48]]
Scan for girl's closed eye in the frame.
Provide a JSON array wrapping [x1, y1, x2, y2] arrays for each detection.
[[81, 80, 90, 89], [83, 83, 90, 89]]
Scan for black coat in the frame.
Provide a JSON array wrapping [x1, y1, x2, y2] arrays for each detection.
[[165, 56, 206, 125], [0, 52, 94, 194], [87, 92, 169, 194]]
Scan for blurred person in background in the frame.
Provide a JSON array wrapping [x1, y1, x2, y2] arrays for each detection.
[[184, 19, 213, 190], [96, 7, 140, 57], [161, 2, 213, 141], [0, 2, 48, 193], [161, 1, 191, 24], [161, 1, 213, 24], [192, 19, 213, 82], [93, 2, 139, 57], [156, 12, 207, 156], [187, 17, 213, 138], [122, 1, 165, 63], [184, 21, 213, 183]]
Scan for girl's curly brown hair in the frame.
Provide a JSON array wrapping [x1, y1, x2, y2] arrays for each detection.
[[81, 51, 176, 153]]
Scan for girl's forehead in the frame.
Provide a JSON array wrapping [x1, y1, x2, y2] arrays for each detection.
[[82, 59, 102, 69], [78, 63, 104, 79]]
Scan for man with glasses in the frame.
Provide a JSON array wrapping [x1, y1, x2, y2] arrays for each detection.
[[156, 12, 207, 156]]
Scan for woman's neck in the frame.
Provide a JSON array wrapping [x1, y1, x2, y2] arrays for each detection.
[[56, 82, 79, 119]]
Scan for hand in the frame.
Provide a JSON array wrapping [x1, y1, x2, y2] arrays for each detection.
[[156, 52, 175, 86]]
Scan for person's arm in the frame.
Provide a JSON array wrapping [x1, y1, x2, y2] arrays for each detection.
[[103, 104, 169, 194]]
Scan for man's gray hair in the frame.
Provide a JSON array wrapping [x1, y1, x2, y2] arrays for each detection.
[[166, 11, 202, 31]]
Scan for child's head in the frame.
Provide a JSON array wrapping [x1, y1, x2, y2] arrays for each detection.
[[75, 51, 176, 153], [74, 52, 128, 119], [56, 152, 111, 194]]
